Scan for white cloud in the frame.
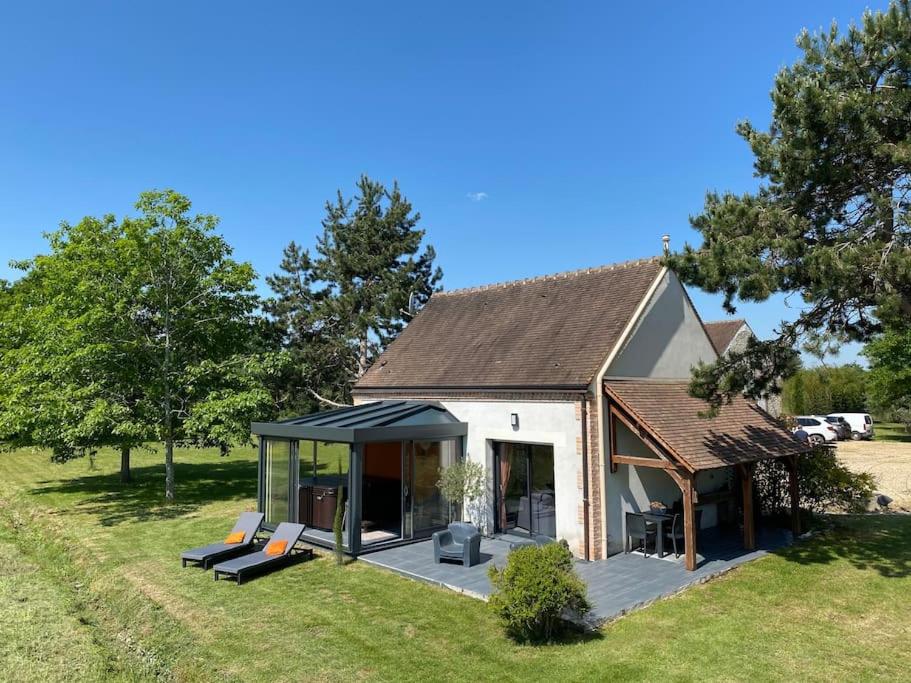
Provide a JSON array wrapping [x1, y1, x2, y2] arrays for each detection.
[[466, 191, 488, 202]]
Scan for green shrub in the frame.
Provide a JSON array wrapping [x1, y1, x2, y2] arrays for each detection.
[[487, 541, 589, 643], [436, 459, 486, 525], [754, 447, 876, 515], [781, 364, 868, 415]]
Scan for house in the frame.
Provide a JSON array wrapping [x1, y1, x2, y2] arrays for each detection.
[[704, 318, 753, 357], [704, 319, 783, 417], [252, 256, 806, 570]]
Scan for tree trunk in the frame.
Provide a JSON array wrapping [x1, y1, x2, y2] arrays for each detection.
[[120, 446, 132, 484], [165, 438, 175, 501], [356, 335, 369, 378], [163, 273, 174, 502]]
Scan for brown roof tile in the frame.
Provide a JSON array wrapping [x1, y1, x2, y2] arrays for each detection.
[[703, 319, 748, 355], [604, 379, 807, 470], [355, 258, 664, 390]]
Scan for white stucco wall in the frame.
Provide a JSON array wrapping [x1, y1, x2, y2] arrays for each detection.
[[600, 270, 720, 555], [606, 270, 717, 379], [438, 399, 582, 552]]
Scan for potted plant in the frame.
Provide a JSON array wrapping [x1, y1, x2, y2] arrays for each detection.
[[649, 500, 667, 515], [437, 460, 487, 529]]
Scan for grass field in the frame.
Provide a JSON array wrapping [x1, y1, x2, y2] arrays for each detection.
[[874, 422, 911, 443], [1, 445, 910, 682]]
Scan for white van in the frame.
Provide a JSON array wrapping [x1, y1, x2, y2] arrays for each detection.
[[827, 413, 874, 440]]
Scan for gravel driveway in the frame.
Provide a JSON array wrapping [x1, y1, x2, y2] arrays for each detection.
[[837, 439, 911, 511]]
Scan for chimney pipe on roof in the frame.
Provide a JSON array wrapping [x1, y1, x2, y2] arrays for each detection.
[[661, 234, 670, 256]]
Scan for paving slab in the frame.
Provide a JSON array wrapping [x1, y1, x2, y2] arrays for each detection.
[[360, 527, 792, 622]]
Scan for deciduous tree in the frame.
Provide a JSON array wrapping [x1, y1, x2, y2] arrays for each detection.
[[0, 216, 152, 481], [864, 324, 911, 421], [0, 191, 283, 499]]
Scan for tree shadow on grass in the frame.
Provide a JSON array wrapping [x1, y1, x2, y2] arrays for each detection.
[[775, 514, 911, 579], [29, 459, 258, 527]]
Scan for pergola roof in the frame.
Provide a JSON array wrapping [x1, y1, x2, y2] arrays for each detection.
[[604, 379, 808, 471], [251, 400, 467, 443]]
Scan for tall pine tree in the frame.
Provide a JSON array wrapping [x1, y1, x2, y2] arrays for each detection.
[[268, 175, 441, 411], [669, 1, 911, 410]]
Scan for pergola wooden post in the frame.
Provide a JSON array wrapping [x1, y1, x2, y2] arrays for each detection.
[[680, 472, 697, 571], [785, 454, 800, 536], [738, 463, 756, 551]]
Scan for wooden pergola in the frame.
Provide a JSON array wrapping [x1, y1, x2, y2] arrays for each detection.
[[604, 381, 805, 571]]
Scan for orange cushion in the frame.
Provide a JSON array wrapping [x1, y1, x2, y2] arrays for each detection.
[[264, 540, 288, 557], [225, 531, 246, 545]]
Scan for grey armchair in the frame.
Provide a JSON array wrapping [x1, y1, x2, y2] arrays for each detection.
[[433, 522, 482, 567]]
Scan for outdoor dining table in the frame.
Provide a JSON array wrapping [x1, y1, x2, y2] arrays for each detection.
[[642, 511, 675, 558]]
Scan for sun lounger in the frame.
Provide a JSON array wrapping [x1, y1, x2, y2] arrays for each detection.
[[212, 522, 311, 584], [180, 511, 265, 569]]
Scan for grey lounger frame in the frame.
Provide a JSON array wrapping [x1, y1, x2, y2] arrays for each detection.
[[180, 511, 265, 569], [212, 522, 312, 585]]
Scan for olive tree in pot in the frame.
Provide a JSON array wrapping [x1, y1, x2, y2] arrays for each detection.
[[437, 459, 488, 530]]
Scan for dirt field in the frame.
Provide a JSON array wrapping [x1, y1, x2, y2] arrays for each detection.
[[837, 439, 911, 511]]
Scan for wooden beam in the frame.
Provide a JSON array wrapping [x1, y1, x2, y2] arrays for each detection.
[[609, 410, 618, 473], [608, 403, 694, 473], [738, 463, 756, 551], [612, 454, 677, 470], [609, 405, 671, 461], [608, 406, 694, 497], [786, 454, 801, 537], [682, 473, 697, 571]]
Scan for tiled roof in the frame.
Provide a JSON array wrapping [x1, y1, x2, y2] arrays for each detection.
[[604, 379, 807, 471], [355, 258, 664, 390], [703, 319, 748, 355]]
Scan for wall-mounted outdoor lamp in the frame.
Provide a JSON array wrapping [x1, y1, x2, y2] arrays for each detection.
[[510, 413, 519, 429]]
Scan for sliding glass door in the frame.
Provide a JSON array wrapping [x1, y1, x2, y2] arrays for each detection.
[[410, 440, 457, 537], [263, 438, 293, 527], [494, 442, 556, 538]]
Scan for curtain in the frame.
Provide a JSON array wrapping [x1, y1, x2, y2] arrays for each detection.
[[498, 448, 511, 531]]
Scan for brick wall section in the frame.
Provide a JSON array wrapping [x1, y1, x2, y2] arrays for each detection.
[[574, 395, 604, 560], [587, 396, 604, 559]]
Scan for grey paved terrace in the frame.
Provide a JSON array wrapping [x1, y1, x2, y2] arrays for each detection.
[[359, 527, 793, 623]]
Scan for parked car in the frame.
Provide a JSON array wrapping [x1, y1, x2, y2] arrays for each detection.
[[823, 415, 851, 440], [827, 413, 875, 440], [793, 416, 839, 445]]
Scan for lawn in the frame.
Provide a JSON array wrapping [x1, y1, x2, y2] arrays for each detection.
[[1, 446, 909, 682], [874, 421, 911, 443]]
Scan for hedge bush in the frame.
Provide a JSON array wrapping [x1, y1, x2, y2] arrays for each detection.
[[754, 446, 876, 515], [487, 541, 589, 643]]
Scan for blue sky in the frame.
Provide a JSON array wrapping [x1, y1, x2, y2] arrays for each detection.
[[0, 1, 885, 364]]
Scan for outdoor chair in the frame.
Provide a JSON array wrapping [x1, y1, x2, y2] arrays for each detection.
[[663, 509, 703, 559], [432, 522, 482, 567], [212, 522, 312, 585], [625, 512, 657, 557], [180, 511, 265, 569]]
